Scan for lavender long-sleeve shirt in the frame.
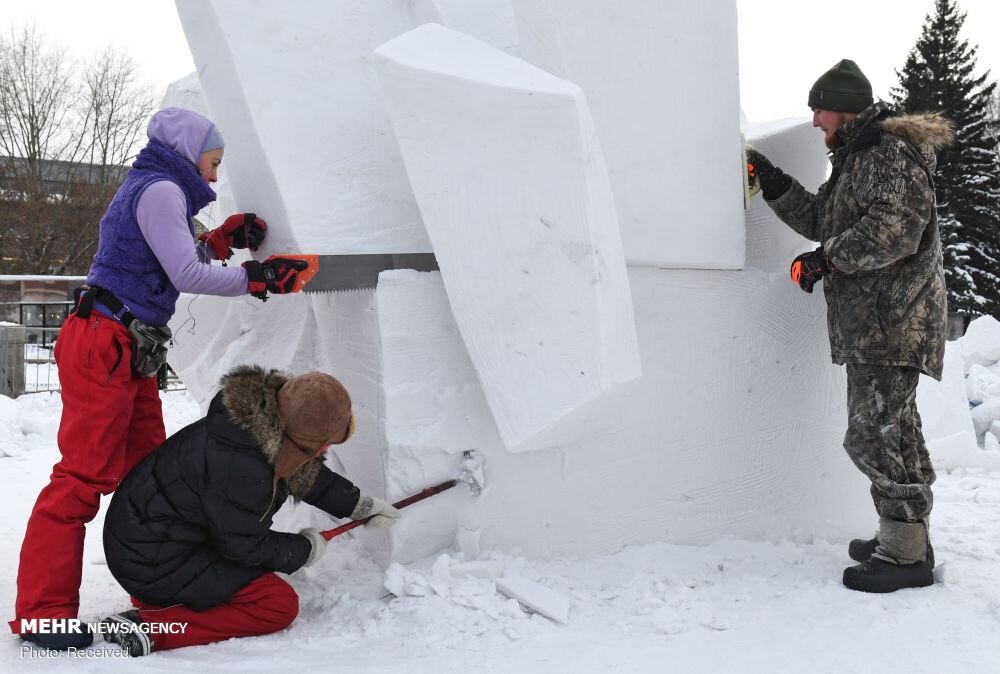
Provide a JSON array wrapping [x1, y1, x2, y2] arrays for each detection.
[[136, 181, 248, 296]]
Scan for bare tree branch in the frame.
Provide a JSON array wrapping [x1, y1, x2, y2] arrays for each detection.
[[0, 26, 156, 274]]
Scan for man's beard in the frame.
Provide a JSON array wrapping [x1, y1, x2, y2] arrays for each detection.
[[824, 131, 842, 151]]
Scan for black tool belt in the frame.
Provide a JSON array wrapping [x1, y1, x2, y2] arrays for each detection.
[[73, 286, 172, 378]]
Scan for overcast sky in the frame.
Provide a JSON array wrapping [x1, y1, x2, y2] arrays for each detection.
[[0, 0, 997, 124]]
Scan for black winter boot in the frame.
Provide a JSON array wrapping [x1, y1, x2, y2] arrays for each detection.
[[842, 557, 934, 593], [100, 610, 153, 657], [848, 536, 879, 562], [848, 536, 935, 568], [20, 627, 94, 651]]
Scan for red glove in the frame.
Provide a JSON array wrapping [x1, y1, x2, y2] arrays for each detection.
[[198, 212, 268, 261], [243, 257, 309, 301]]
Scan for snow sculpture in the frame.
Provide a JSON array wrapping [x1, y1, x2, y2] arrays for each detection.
[[374, 24, 641, 449], [168, 1, 872, 562]]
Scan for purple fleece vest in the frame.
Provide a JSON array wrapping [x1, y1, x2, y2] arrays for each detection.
[[87, 140, 216, 326]]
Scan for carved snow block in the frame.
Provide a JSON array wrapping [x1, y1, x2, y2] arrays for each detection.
[[374, 24, 641, 450]]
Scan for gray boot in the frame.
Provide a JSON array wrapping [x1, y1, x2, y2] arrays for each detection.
[[874, 518, 930, 565], [848, 535, 935, 567], [843, 519, 934, 593]]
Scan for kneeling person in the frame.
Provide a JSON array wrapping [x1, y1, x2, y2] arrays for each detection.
[[101, 365, 399, 656]]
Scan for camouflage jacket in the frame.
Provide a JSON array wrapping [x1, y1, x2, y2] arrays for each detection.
[[767, 102, 953, 379]]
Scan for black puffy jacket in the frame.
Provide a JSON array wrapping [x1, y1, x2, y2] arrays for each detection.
[[103, 365, 361, 610]]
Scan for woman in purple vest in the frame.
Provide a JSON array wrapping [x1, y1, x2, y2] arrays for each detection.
[[11, 107, 308, 650]]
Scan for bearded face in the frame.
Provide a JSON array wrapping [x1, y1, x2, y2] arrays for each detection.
[[812, 108, 855, 150]]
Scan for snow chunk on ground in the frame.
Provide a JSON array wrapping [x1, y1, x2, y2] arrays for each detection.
[[496, 575, 571, 624]]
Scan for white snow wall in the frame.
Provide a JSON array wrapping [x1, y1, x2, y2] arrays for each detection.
[[167, 1, 872, 561], [174, 0, 431, 257], [511, 0, 746, 267]]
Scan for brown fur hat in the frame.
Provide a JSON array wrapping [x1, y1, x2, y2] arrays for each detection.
[[218, 364, 354, 498], [274, 372, 355, 480]]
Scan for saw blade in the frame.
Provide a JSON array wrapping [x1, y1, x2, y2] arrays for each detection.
[[302, 253, 439, 292]]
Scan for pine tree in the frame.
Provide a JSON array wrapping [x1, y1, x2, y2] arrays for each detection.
[[892, 0, 1000, 317]]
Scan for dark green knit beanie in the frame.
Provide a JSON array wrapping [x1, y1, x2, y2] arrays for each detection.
[[808, 59, 873, 113]]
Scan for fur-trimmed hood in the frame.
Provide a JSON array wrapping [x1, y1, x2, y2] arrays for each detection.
[[216, 364, 322, 498], [881, 112, 954, 152], [843, 105, 955, 172], [882, 112, 954, 172]]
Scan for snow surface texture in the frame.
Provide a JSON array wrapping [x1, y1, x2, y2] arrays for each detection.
[[373, 24, 641, 450], [5, 389, 1000, 670]]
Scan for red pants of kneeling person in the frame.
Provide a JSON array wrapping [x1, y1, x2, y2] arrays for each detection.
[[9, 314, 165, 633], [130, 574, 299, 651]]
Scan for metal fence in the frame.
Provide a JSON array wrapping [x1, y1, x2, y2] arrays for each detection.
[[0, 324, 185, 396], [23, 330, 59, 394], [0, 324, 26, 396]]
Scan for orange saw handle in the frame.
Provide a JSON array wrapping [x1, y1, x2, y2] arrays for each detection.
[[320, 479, 457, 541], [264, 254, 320, 293]]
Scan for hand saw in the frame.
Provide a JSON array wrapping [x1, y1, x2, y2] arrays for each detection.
[[300, 253, 439, 292]]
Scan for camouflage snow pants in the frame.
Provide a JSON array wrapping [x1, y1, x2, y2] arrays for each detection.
[[844, 364, 936, 524]]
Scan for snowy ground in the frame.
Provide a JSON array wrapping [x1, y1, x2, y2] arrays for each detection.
[[4, 389, 1000, 672]]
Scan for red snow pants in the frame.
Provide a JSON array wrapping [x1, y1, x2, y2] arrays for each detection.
[[130, 574, 299, 651], [9, 313, 165, 634]]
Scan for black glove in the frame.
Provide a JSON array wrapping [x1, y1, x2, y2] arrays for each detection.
[[243, 257, 310, 301], [746, 148, 793, 200], [790, 247, 835, 293]]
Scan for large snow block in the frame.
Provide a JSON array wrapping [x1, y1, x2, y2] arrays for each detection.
[[743, 119, 829, 273], [510, 0, 745, 267], [420, 267, 868, 558], [174, 0, 430, 256], [376, 270, 502, 561], [374, 24, 641, 450]]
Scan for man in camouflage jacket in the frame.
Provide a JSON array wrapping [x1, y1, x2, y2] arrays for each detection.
[[747, 59, 953, 593]]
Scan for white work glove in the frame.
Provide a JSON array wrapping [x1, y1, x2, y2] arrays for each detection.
[[350, 495, 401, 529], [300, 528, 327, 567]]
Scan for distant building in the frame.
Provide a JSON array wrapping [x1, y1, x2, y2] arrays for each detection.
[[0, 157, 128, 195]]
